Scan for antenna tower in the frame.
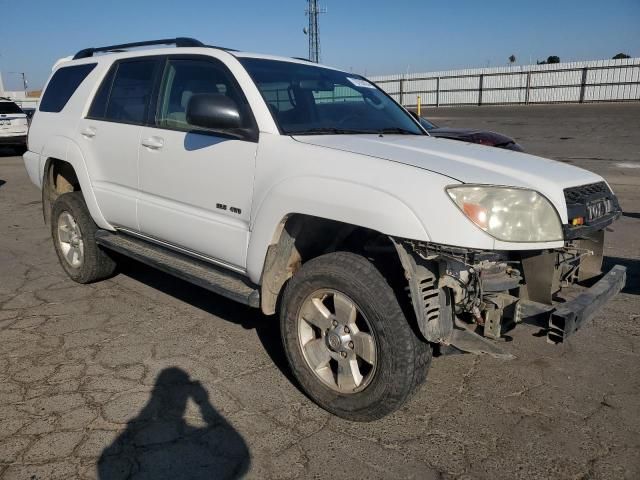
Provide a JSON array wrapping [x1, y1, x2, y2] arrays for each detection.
[[305, 0, 326, 63]]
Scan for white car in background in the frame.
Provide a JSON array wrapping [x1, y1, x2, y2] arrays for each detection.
[[0, 97, 28, 153], [23, 38, 626, 421]]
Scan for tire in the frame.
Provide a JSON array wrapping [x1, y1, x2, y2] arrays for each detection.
[[51, 191, 117, 283], [280, 251, 432, 421]]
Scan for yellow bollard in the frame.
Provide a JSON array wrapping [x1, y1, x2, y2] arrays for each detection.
[[417, 95, 421, 117]]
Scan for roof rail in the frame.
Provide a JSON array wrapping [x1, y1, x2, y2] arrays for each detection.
[[72, 37, 205, 60]]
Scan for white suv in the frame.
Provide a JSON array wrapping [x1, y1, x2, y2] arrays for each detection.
[[0, 97, 28, 152], [23, 38, 626, 421]]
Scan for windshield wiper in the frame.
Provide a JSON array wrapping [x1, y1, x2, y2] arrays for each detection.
[[289, 127, 375, 135], [377, 127, 423, 135]]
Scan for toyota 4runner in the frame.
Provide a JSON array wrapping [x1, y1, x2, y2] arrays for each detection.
[[23, 38, 626, 421]]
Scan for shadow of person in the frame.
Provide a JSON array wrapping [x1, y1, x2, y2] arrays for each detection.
[[98, 367, 250, 480]]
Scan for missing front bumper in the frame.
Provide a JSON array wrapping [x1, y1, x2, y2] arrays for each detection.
[[517, 265, 627, 343], [396, 236, 628, 358], [547, 265, 627, 343]]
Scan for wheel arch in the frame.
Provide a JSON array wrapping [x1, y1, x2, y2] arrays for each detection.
[[256, 213, 419, 322], [41, 137, 111, 229], [247, 176, 429, 283]]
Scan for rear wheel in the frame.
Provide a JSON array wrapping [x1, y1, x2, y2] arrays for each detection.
[[280, 252, 431, 421], [51, 192, 117, 283]]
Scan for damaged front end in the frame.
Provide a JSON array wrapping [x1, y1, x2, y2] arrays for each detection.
[[393, 232, 626, 358]]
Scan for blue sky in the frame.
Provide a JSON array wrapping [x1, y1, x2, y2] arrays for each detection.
[[1, 0, 639, 90]]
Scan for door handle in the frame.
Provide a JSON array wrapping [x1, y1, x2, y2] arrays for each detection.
[[141, 136, 164, 150], [80, 127, 96, 138]]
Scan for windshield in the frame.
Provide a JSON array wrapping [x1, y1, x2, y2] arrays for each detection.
[[0, 101, 24, 114], [240, 58, 424, 135], [418, 117, 437, 130]]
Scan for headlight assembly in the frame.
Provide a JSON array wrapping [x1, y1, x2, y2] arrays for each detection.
[[446, 185, 563, 242]]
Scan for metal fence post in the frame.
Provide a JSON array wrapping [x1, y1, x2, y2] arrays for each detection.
[[436, 77, 440, 107], [399, 78, 405, 106], [579, 67, 588, 103], [524, 71, 531, 104], [478, 74, 484, 106]]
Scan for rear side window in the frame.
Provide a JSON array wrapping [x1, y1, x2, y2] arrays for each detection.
[[39, 63, 97, 113], [96, 60, 157, 124], [87, 68, 116, 119], [0, 101, 23, 114]]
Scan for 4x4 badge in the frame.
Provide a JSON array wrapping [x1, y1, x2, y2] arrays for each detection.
[[216, 203, 241, 215]]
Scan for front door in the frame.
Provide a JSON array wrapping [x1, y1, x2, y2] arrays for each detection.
[[137, 56, 258, 270]]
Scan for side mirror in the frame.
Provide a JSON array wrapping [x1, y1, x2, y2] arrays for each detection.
[[186, 93, 242, 131]]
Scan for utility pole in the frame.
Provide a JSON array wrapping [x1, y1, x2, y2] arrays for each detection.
[[304, 0, 326, 63], [9, 72, 28, 94], [0, 51, 4, 96]]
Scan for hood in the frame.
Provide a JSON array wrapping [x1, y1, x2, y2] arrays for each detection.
[[292, 134, 602, 212]]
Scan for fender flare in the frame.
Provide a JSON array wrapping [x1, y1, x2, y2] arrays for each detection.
[[41, 136, 112, 230], [246, 176, 430, 283]]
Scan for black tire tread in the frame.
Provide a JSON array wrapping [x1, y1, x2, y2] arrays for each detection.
[[280, 251, 431, 421], [51, 192, 116, 283]]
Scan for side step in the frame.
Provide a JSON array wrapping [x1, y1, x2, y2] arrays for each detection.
[[95, 230, 260, 308]]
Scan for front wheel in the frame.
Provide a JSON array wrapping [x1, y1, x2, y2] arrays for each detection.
[[280, 252, 431, 421]]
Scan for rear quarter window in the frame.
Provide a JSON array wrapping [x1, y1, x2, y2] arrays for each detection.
[[39, 63, 97, 113]]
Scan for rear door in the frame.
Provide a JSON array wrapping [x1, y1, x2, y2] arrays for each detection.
[[137, 55, 259, 269], [78, 58, 162, 229]]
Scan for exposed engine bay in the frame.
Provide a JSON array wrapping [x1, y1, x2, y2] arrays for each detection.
[[393, 231, 626, 358]]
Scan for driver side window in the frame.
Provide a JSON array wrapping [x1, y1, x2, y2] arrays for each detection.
[[155, 58, 249, 131]]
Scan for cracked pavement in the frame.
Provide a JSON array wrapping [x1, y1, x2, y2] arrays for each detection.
[[1, 103, 639, 479]]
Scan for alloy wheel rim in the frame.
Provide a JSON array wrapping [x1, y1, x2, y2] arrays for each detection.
[[57, 211, 84, 268], [297, 289, 377, 394]]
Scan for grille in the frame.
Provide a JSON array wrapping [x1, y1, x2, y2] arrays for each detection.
[[564, 181, 609, 205]]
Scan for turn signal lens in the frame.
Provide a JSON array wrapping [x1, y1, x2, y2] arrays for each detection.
[[571, 217, 584, 226], [463, 203, 488, 229]]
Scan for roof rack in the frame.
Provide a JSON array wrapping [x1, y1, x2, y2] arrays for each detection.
[[72, 37, 206, 60]]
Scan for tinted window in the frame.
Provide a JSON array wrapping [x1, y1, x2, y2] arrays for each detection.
[[259, 82, 295, 113], [39, 63, 97, 113], [87, 67, 116, 119], [0, 101, 23, 114], [419, 117, 437, 130], [104, 60, 157, 124], [240, 58, 422, 135], [156, 58, 252, 131]]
